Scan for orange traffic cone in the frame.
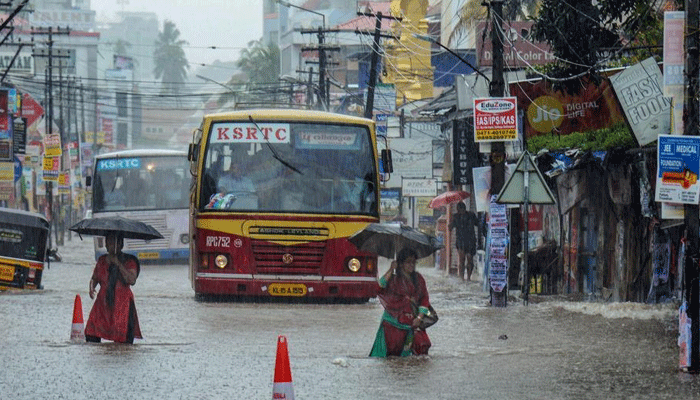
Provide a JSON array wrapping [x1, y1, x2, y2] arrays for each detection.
[[272, 335, 294, 400], [71, 294, 85, 342]]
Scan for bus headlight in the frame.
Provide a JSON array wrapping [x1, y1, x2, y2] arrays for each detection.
[[215, 254, 228, 269], [347, 258, 361, 272], [180, 234, 190, 244]]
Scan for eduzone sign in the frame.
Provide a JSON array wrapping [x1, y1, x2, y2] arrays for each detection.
[[473, 97, 517, 142]]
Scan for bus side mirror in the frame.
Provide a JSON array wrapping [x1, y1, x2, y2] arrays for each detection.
[[381, 149, 393, 173], [85, 176, 92, 188], [188, 143, 199, 162]]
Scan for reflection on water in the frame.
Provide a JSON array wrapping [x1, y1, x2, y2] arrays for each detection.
[[1, 238, 698, 399]]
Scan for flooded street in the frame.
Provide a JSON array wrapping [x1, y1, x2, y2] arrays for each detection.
[[2, 235, 698, 399]]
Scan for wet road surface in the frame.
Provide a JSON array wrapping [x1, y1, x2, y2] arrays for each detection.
[[1, 235, 698, 399]]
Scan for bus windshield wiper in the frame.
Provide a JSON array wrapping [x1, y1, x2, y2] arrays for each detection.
[[248, 115, 302, 175]]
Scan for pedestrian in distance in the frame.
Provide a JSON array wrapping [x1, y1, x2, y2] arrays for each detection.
[[85, 232, 142, 344], [369, 247, 432, 357], [449, 201, 478, 281]]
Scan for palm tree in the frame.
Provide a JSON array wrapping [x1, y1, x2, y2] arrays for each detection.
[[153, 20, 189, 96], [234, 39, 280, 85]]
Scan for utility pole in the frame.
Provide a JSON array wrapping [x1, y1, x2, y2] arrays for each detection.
[[684, 0, 700, 373], [32, 26, 70, 248], [356, 11, 400, 119], [485, 0, 508, 307], [300, 27, 340, 109]]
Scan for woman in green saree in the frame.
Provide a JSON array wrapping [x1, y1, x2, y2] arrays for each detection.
[[370, 247, 432, 357]]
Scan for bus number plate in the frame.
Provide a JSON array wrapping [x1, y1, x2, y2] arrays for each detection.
[[138, 252, 160, 260], [268, 283, 307, 297], [0, 264, 15, 281]]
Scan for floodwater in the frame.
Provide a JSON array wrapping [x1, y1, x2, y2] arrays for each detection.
[[1, 235, 699, 399]]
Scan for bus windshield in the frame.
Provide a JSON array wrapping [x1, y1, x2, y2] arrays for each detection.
[[200, 121, 378, 215], [92, 155, 190, 212]]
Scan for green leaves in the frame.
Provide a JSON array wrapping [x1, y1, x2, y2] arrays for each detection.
[[526, 123, 637, 153]]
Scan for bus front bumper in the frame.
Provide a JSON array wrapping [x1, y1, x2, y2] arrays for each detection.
[[194, 273, 378, 299]]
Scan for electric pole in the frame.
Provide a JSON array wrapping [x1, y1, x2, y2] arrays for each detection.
[[356, 11, 400, 119], [684, 0, 700, 373], [485, 0, 508, 307], [32, 26, 70, 248], [300, 28, 340, 110]]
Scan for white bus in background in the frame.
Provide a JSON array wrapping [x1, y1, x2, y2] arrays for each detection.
[[88, 149, 190, 262]]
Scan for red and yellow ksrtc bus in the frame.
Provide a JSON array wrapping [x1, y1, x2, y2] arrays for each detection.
[[188, 109, 383, 302]]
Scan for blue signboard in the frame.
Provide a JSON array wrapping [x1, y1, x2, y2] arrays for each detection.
[[656, 134, 700, 204]]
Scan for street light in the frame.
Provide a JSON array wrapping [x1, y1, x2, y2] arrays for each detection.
[[196, 74, 237, 105], [276, 0, 325, 28], [413, 33, 490, 83]]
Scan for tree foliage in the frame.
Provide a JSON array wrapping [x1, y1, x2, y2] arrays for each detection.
[[234, 39, 280, 85], [526, 123, 637, 153], [153, 20, 189, 95], [531, 0, 668, 93]]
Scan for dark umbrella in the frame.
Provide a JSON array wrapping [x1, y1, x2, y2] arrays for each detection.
[[69, 216, 164, 240], [348, 222, 442, 259]]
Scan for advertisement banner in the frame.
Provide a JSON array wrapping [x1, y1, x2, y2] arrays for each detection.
[[610, 57, 671, 146], [401, 178, 437, 197], [473, 97, 518, 142], [655, 135, 700, 204], [42, 156, 59, 181], [510, 76, 625, 139], [44, 134, 62, 157]]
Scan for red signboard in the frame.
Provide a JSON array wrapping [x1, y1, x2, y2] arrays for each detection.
[[21, 93, 44, 128], [509, 76, 626, 139]]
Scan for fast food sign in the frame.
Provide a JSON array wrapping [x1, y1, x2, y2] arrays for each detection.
[[473, 97, 518, 142]]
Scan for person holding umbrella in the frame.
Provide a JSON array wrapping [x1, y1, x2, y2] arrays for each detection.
[[85, 232, 142, 344], [369, 247, 432, 357]]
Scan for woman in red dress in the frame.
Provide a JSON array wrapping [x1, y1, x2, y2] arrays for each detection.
[[85, 233, 142, 344], [369, 247, 432, 357]]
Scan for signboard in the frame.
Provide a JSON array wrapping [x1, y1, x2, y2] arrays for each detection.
[[21, 93, 44, 127], [0, 50, 34, 75], [0, 89, 11, 161], [655, 134, 700, 204], [401, 178, 437, 197], [44, 134, 62, 157], [384, 138, 433, 188], [510, 76, 626, 138], [473, 97, 518, 142], [12, 117, 26, 155], [452, 119, 479, 185], [380, 188, 401, 218], [488, 195, 509, 292], [610, 57, 671, 146], [476, 21, 553, 68], [42, 156, 59, 181]]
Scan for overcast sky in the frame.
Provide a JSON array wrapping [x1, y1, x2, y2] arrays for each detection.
[[91, 0, 264, 67]]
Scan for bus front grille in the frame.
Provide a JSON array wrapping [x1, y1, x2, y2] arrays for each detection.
[[121, 214, 173, 251], [252, 240, 325, 274]]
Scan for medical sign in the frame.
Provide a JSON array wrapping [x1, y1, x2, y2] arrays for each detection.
[[96, 157, 140, 171], [655, 134, 700, 204], [473, 97, 518, 142], [210, 122, 290, 144]]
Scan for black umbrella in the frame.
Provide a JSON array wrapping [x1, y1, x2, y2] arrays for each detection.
[[348, 223, 442, 259], [69, 216, 164, 240]]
